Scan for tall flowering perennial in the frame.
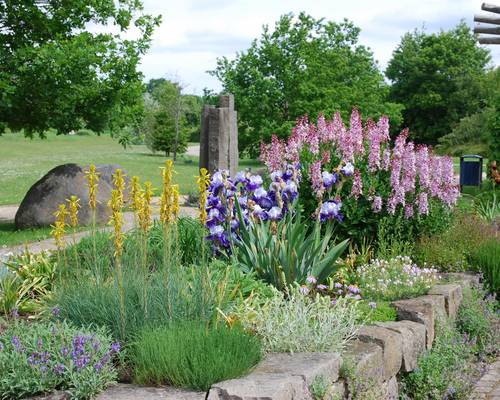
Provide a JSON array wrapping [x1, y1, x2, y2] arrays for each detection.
[[197, 168, 210, 225], [160, 160, 174, 224], [51, 204, 69, 249], [66, 196, 80, 228], [204, 165, 300, 251], [84, 164, 100, 210], [260, 109, 460, 226], [129, 176, 142, 215], [172, 184, 180, 221], [138, 182, 153, 234], [108, 169, 126, 259]]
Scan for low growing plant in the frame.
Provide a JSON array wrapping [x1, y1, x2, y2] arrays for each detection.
[[400, 320, 478, 400], [131, 321, 261, 391], [356, 256, 439, 301], [0, 320, 119, 399], [235, 286, 361, 353]]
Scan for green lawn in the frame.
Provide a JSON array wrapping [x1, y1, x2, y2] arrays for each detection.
[[0, 132, 261, 206]]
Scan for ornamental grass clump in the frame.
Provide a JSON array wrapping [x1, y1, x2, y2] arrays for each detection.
[[357, 256, 439, 301], [0, 320, 119, 400], [235, 286, 361, 353], [131, 321, 261, 391]]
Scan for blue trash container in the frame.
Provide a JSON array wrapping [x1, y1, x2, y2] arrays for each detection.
[[459, 155, 483, 191]]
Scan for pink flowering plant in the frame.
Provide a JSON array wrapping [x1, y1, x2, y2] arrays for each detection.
[[260, 109, 459, 244]]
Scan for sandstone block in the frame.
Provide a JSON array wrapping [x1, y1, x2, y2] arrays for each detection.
[[428, 284, 463, 319]]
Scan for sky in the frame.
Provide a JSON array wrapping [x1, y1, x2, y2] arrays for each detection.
[[136, 0, 500, 95]]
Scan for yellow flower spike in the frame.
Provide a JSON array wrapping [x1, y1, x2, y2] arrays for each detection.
[[138, 181, 153, 234], [129, 176, 142, 213], [196, 168, 210, 225], [108, 189, 124, 258], [172, 184, 180, 221], [66, 196, 81, 228], [51, 204, 69, 249], [112, 169, 126, 207], [160, 160, 174, 225], [84, 164, 100, 210]]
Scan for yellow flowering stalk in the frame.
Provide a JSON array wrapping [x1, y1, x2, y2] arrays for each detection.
[[138, 181, 153, 234], [51, 204, 69, 249], [84, 164, 100, 210], [130, 175, 142, 214], [172, 184, 180, 221], [160, 160, 174, 225], [196, 168, 210, 225], [66, 196, 80, 228], [112, 169, 126, 207]]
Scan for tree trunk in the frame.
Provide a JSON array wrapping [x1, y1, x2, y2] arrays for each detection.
[[173, 89, 181, 161]]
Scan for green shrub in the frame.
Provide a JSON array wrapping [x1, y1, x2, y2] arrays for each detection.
[[356, 256, 439, 301], [414, 211, 495, 272], [358, 300, 397, 323], [131, 322, 261, 391], [233, 205, 348, 291], [468, 239, 500, 297], [235, 286, 361, 353], [0, 320, 118, 399], [400, 320, 476, 400], [457, 285, 499, 352]]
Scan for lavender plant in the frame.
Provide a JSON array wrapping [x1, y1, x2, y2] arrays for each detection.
[[0, 320, 119, 399]]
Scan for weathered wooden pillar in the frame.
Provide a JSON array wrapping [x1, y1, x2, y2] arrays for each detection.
[[199, 94, 238, 176]]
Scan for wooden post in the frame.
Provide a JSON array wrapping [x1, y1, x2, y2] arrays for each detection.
[[482, 3, 500, 14], [474, 14, 500, 24], [478, 36, 500, 44], [474, 26, 500, 34]]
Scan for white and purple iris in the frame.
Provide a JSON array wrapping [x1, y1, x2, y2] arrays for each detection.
[[319, 200, 343, 223], [340, 162, 355, 176]]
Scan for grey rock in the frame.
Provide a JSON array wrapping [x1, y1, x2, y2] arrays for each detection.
[[392, 298, 435, 349], [327, 379, 346, 400], [380, 376, 398, 400], [375, 321, 426, 372], [208, 372, 308, 400], [208, 352, 342, 400], [343, 339, 385, 384], [355, 326, 403, 380], [444, 272, 480, 288], [97, 384, 205, 400], [428, 284, 463, 319], [254, 352, 342, 385], [15, 163, 128, 229]]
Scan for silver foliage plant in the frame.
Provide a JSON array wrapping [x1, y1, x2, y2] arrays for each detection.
[[235, 286, 362, 353]]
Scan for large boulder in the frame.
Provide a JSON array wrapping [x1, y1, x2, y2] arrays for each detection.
[[15, 163, 128, 229]]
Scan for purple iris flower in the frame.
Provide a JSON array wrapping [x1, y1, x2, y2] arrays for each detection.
[[321, 171, 337, 188], [246, 175, 263, 191], [234, 171, 247, 184], [253, 187, 268, 200], [341, 162, 355, 176], [267, 206, 282, 221], [252, 205, 268, 220], [270, 171, 283, 181], [320, 200, 342, 223]]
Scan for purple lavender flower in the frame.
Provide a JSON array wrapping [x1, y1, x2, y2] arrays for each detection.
[[0, 342, 4, 351], [368, 302, 377, 309], [10, 308, 19, 318], [317, 284, 328, 290], [61, 346, 69, 357], [51, 306, 60, 317], [347, 285, 361, 294], [11, 336, 22, 352], [299, 286, 310, 295], [306, 276, 317, 284], [331, 299, 337, 306], [54, 364, 65, 375], [111, 342, 121, 353]]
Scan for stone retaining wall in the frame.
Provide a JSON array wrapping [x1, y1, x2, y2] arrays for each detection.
[[207, 273, 479, 400]]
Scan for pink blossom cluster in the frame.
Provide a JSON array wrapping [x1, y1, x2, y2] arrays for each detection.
[[259, 109, 460, 218]]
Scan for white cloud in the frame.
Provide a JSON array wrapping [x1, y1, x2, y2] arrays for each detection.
[[138, 0, 500, 94]]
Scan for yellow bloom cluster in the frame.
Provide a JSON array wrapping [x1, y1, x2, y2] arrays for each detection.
[[130, 176, 142, 213], [51, 204, 69, 249], [160, 160, 176, 224], [196, 168, 210, 225], [172, 184, 180, 221], [109, 169, 126, 258], [138, 181, 154, 234], [66, 196, 80, 228], [84, 164, 100, 210]]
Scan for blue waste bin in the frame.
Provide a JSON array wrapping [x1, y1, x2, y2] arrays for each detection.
[[459, 155, 483, 191]]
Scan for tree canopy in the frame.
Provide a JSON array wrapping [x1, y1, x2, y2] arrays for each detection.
[[210, 12, 403, 156], [0, 0, 161, 137], [386, 22, 491, 145]]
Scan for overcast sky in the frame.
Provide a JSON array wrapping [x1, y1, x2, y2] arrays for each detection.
[[137, 0, 500, 94]]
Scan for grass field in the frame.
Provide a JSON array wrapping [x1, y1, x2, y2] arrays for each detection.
[[0, 132, 261, 206]]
